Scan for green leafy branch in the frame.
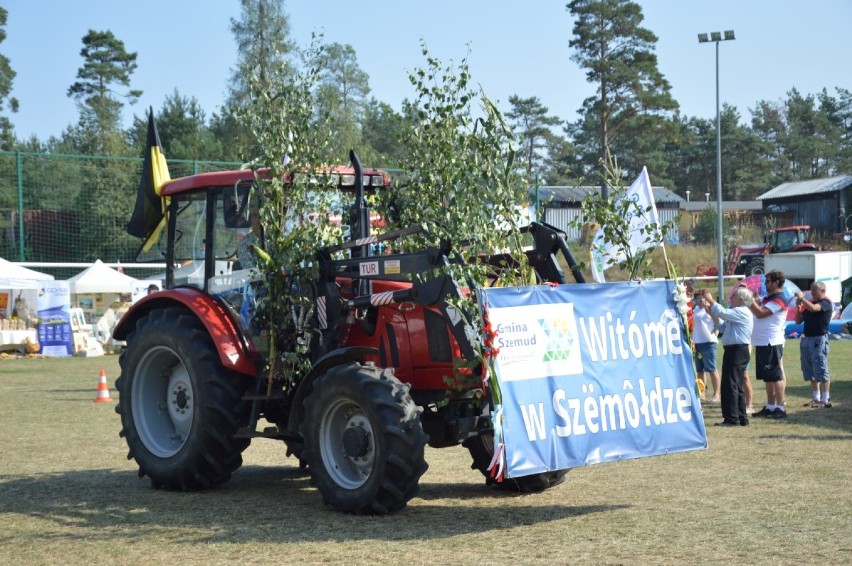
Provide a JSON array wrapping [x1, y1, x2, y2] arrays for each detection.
[[373, 44, 535, 390], [239, 35, 339, 383]]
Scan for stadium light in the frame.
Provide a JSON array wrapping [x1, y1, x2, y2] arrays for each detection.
[[698, 29, 735, 298]]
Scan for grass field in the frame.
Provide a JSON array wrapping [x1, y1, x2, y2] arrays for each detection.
[[1, 341, 850, 565]]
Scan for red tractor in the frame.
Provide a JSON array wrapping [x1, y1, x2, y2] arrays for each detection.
[[725, 225, 819, 276], [113, 151, 584, 513]]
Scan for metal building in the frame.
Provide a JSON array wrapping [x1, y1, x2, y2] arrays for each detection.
[[537, 185, 683, 243], [757, 176, 852, 235]]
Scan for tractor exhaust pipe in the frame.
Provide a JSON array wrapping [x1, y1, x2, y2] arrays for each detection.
[[349, 149, 370, 258]]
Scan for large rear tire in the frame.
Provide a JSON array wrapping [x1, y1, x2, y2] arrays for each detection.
[[301, 362, 428, 514], [463, 432, 568, 492], [115, 307, 250, 490]]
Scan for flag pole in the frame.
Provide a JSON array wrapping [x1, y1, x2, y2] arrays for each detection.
[[661, 242, 673, 279]]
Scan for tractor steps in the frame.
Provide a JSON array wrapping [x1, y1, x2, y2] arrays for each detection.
[[234, 425, 285, 439], [241, 392, 289, 401]]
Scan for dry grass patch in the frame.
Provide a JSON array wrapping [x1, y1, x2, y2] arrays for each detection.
[[567, 242, 719, 282], [1, 343, 850, 565]]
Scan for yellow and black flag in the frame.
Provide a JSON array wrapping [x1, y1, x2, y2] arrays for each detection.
[[127, 108, 170, 243]]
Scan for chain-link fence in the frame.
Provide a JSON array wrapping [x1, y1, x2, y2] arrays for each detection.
[[0, 150, 240, 278]]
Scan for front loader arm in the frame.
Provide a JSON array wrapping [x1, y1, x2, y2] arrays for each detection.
[[314, 220, 584, 362]]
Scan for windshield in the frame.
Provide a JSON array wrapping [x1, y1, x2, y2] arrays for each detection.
[[773, 230, 799, 252]]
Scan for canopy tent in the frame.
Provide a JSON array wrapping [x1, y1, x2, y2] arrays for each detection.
[[0, 257, 55, 289], [66, 260, 141, 294], [1, 258, 55, 323]]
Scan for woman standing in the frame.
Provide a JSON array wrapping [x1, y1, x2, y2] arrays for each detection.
[[692, 291, 720, 402]]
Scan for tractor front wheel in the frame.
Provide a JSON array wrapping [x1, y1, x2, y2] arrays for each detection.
[[115, 307, 250, 490], [747, 258, 766, 276], [302, 363, 428, 514], [464, 431, 568, 492]]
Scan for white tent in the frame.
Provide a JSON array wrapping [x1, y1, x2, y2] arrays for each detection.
[[0, 258, 53, 326], [0, 257, 55, 288], [66, 260, 141, 294]]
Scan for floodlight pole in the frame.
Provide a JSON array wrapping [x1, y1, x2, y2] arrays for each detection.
[[699, 30, 735, 299]]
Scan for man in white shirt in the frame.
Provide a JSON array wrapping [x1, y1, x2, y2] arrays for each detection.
[[747, 270, 789, 419]]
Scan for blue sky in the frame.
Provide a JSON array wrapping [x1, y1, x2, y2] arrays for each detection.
[[4, 0, 850, 142]]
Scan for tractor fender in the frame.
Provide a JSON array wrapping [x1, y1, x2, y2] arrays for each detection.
[[286, 346, 379, 434], [112, 288, 256, 376]]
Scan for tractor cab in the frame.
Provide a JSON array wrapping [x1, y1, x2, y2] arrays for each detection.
[[137, 167, 391, 290], [767, 225, 814, 254], [135, 170, 259, 288], [134, 166, 392, 346]]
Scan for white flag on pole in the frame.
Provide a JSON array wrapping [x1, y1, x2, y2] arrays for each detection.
[[590, 166, 664, 283]]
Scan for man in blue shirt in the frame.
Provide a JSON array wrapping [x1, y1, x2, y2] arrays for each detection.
[[701, 286, 755, 426]]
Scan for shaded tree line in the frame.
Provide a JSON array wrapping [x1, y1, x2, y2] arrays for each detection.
[[1, 0, 850, 205]]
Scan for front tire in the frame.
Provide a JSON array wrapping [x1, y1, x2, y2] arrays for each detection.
[[301, 363, 428, 514], [463, 431, 568, 492], [747, 258, 765, 276], [115, 307, 250, 490]]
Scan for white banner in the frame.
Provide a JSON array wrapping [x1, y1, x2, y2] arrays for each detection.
[[590, 167, 663, 282]]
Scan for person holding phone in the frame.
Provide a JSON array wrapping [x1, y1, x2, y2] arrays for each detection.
[[702, 286, 754, 427], [692, 291, 719, 402], [795, 282, 832, 408]]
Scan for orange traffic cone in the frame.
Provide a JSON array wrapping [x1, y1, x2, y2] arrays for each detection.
[[94, 369, 112, 403]]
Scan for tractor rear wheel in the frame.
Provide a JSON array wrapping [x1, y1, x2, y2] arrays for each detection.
[[463, 431, 568, 492], [301, 362, 428, 514], [115, 307, 250, 490]]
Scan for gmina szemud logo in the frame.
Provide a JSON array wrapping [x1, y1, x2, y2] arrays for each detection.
[[490, 303, 584, 381], [539, 317, 575, 362]]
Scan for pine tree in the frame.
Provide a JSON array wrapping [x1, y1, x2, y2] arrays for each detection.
[[315, 42, 371, 162], [67, 29, 141, 155], [65, 29, 141, 261], [506, 95, 563, 179], [0, 7, 18, 150], [567, 0, 677, 197], [129, 91, 224, 164], [361, 98, 408, 167], [217, 0, 297, 160]]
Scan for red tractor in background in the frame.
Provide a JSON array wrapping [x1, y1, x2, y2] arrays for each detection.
[[113, 151, 584, 514], [724, 225, 820, 276]]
